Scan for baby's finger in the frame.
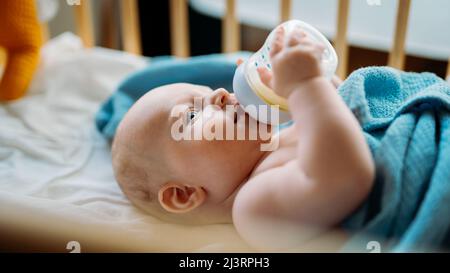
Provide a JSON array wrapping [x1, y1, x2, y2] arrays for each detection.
[[270, 27, 285, 58], [293, 38, 325, 56], [316, 43, 326, 52], [296, 36, 316, 47], [257, 66, 273, 89], [287, 29, 306, 47], [331, 75, 343, 89], [306, 44, 325, 59], [314, 48, 324, 61], [311, 44, 327, 62], [291, 44, 323, 62]]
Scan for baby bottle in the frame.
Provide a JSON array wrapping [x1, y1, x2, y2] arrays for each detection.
[[233, 20, 338, 125]]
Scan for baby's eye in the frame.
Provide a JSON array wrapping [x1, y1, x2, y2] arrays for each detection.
[[185, 109, 199, 123]]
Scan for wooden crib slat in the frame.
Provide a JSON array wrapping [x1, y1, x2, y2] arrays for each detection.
[[222, 0, 241, 53], [280, 0, 292, 23], [388, 0, 411, 69], [447, 59, 450, 81], [0, 47, 6, 70], [169, 0, 190, 57], [335, 0, 350, 79], [74, 0, 95, 48], [120, 0, 142, 55], [100, 0, 119, 49]]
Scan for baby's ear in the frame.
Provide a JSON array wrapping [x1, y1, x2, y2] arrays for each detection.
[[158, 183, 206, 213]]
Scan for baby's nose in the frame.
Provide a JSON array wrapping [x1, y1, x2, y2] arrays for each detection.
[[208, 88, 237, 107], [227, 93, 238, 106]]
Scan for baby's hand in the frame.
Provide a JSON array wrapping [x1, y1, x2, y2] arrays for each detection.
[[259, 27, 325, 99]]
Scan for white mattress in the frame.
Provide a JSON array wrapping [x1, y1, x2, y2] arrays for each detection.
[[0, 33, 252, 252]]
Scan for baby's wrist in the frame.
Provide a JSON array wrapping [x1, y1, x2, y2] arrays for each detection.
[[286, 76, 336, 121], [288, 76, 328, 97]]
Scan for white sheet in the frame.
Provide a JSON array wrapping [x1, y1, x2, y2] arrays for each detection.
[[0, 33, 252, 252]]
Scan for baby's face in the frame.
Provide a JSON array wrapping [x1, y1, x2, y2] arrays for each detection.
[[118, 83, 269, 213]]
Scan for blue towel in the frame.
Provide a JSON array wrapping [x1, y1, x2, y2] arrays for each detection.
[[339, 66, 450, 252], [96, 53, 250, 140]]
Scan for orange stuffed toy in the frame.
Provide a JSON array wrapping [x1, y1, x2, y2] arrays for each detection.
[[0, 0, 43, 101]]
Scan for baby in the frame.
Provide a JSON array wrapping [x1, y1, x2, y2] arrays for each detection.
[[111, 27, 375, 250]]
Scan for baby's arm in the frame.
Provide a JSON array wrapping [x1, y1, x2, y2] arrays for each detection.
[[232, 28, 374, 250]]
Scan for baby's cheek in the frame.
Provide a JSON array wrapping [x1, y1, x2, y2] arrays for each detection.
[[200, 111, 231, 139]]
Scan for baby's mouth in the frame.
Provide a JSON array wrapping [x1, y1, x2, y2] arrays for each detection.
[[229, 103, 259, 126], [228, 104, 240, 124], [234, 105, 247, 124]]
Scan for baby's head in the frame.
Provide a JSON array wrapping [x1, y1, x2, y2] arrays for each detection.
[[112, 83, 269, 224]]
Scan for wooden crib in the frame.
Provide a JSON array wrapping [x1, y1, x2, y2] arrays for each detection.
[[61, 0, 450, 80], [1, 0, 449, 253]]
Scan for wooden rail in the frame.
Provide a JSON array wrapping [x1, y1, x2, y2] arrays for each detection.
[[222, 0, 240, 53], [74, 0, 95, 48], [169, 0, 190, 57], [120, 0, 142, 55], [335, 0, 350, 79], [388, 0, 411, 69]]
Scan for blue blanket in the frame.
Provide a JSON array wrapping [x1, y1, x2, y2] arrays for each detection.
[[339, 66, 450, 252], [95, 55, 450, 252]]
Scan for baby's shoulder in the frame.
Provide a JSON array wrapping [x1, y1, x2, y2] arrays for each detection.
[[251, 146, 297, 178]]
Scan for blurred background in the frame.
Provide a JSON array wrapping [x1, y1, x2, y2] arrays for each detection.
[[44, 0, 450, 79]]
